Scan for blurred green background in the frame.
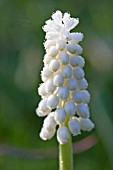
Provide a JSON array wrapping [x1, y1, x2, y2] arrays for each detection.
[[0, 0, 113, 169]]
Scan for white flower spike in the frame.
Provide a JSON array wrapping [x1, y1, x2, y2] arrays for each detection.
[[36, 10, 94, 144]]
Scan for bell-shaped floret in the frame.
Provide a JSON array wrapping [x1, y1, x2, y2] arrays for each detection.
[[49, 59, 60, 72], [64, 101, 76, 116], [73, 67, 84, 80], [43, 113, 56, 131], [62, 65, 72, 79], [77, 78, 88, 90], [58, 86, 69, 100], [46, 79, 56, 93], [79, 117, 94, 131], [54, 108, 66, 124], [67, 78, 77, 91], [59, 53, 69, 65], [57, 126, 69, 144], [53, 73, 64, 86], [47, 95, 59, 109], [72, 89, 82, 103], [40, 127, 55, 140], [77, 103, 90, 118], [82, 90, 90, 103], [68, 118, 81, 136]]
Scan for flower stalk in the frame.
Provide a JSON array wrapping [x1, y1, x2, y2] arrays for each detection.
[[35, 10, 94, 170], [59, 134, 73, 170]]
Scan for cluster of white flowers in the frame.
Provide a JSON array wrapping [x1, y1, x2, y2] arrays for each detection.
[[36, 10, 94, 144]]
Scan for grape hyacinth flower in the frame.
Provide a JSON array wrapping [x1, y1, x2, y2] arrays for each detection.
[[36, 10, 94, 170]]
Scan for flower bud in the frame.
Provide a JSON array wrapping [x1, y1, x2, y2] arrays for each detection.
[[77, 78, 88, 90], [62, 65, 72, 79], [44, 40, 56, 49], [54, 108, 66, 123], [77, 103, 89, 118], [58, 86, 69, 100], [68, 118, 81, 136], [38, 83, 47, 97], [59, 53, 69, 65], [52, 10, 62, 26], [43, 113, 56, 131], [53, 73, 64, 86], [67, 43, 83, 55], [56, 39, 66, 51], [43, 54, 52, 64], [70, 32, 84, 43], [41, 66, 52, 82], [82, 90, 90, 103], [64, 101, 76, 116], [40, 127, 55, 140], [36, 108, 50, 117], [48, 46, 58, 57], [46, 79, 56, 93], [38, 98, 49, 113], [46, 32, 58, 40], [72, 89, 82, 103], [47, 95, 59, 109], [57, 126, 69, 144], [76, 56, 85, 67], [73, 67, 84, 80], [70, 56, 79, 67], [79, 117, 94, 131], [67, 78, 77, 91], [49, 59, 60, 72]]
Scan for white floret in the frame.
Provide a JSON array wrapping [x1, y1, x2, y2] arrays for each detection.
[[38, 83, 47, 97], [70, 32, 84, 43], [38, 98, 49, 113], [53, 73, 64, 86], [56, 39, 66, 51], [63, 31, 71, 41], [59, 53, 69, 65], [77, 103, 90, 118], [44, 40, 56, 49], [43, 54, 52, 65], [57, 126, 69, 144], [47, 95, 59, 109], [76, 56, 85, 67], [43, 113, 56, 131], [46, 79, 56, 93], [82, 90, 90, 103], [48, 46, 58, 57], [63, 12, 79, 31], [49, 59, 60, 72], [79, 117, 94, 131], [67, 43, 83, 55], [46, 32, 58, 40], [58, 86, 69, 100], [52, 10, 63, 26], [67, 78, 77, 91], [77, 78, 88, 90], [40, 127, 55, 140], [62, 65, 72, 79], [41, 66, 52, 82], [70, 56, 79, 67], [73, 67, 84, 80], [72, 89, 82, 103], [64, 101, 76, 116], [68, 118, 81, 136], [54, 108, 66, 124], [36, 107, 50, 117]]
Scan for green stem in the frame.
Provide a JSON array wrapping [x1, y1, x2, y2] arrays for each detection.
[[59, 134, 73, 170], [59, 115, 74, 170]]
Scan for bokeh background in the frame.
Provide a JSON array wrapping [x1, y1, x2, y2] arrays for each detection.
[[0, 0, 113, 169]]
